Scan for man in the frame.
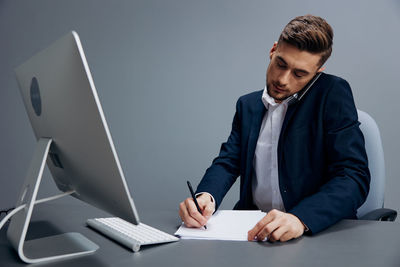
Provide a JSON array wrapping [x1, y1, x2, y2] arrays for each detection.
[[179, 15, 370, 242]]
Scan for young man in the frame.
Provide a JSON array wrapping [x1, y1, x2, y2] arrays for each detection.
[[179, 15, 370, 242]]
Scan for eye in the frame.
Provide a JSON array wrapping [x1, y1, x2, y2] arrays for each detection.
[[293, 71, 307, 78], [276, 61, 286, 69], [294, 72, 303, 78]]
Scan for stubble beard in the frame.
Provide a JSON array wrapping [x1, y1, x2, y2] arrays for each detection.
[[266, 83, 289, 103]]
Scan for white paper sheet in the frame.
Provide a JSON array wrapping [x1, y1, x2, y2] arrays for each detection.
[[175, 210, 266, 241]]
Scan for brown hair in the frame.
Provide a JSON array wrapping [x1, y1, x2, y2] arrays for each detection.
[[278, 15, 333, 67]]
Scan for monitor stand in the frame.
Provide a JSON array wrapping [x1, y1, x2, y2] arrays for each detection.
[[6, 138, 99, 264]]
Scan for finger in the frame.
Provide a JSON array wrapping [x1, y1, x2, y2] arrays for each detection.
[[248, 210, 282, 240], [185, 198, 208, 226], [279, 231, 295, 242], [179, 201, 203, 228], [269, 224, 289, 242], [255, 218, 281, 241], [247, 213, 274, 241]]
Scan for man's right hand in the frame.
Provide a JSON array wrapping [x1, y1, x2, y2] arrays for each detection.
[[179, 193, 215, 228]]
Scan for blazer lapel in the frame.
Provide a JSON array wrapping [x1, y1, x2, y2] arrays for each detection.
[[280, 101, 299, 138]]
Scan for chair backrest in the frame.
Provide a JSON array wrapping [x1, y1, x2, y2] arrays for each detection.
[[356, 109, 385, 218]]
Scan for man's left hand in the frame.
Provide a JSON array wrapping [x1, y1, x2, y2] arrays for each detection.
[[247, 209, 305, 242]]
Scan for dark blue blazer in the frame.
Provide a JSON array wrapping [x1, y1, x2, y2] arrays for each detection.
[[196, 73, 370, 234]]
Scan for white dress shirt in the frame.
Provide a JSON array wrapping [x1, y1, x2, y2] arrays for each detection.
[[202, 87, 294, 212], [252, 86, 290, 212]]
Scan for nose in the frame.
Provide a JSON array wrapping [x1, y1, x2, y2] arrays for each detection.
[[277, 70, 290, 87]]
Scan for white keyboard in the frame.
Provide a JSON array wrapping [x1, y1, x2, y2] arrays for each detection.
[[87, 217, 179, 252]]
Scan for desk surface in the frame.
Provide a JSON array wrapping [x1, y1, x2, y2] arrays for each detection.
[[1, 201, 400, 267]]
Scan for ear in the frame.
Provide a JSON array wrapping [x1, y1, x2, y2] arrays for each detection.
[[317, 66, 326, 72], [269, 42, 278, 59]]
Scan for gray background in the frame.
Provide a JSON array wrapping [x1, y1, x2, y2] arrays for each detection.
[[0, 0, 399, 216]]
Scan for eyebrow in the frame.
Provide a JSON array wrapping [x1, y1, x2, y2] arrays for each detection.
[[277, 56, 311, 76]]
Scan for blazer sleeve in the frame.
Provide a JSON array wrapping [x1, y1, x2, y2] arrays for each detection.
[[288, 78, 370, 234], [196, 99, 242, 210]]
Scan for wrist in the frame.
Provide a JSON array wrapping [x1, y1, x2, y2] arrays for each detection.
[[289, 213, 308, 233], [195, 192, 216, 212]]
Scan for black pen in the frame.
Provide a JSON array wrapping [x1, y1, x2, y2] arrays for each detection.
[[187, 181, 207, 229]]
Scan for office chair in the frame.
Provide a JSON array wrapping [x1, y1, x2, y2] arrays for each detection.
[[356, 110, 397, 221]]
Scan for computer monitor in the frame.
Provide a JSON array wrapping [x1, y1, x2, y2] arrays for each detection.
[[7, 31, 140, 263]]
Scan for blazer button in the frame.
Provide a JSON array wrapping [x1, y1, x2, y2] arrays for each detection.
[[283, 190, 287, 193]]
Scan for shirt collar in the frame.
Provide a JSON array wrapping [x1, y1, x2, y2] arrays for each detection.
[[262, 86, 295, 109]]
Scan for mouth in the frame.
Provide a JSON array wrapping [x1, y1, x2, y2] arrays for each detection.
[[272, 83, 286, 93]]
